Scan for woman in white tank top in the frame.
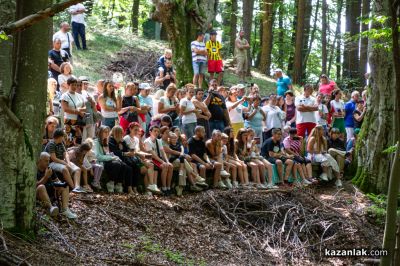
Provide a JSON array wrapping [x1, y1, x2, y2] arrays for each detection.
[[98, 80, 120, 129]]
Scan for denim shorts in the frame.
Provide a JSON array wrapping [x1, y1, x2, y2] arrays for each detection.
[[192, 61, 206, 75]]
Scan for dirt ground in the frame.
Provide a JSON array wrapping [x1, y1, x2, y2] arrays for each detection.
[[1, 180, 384, 266]]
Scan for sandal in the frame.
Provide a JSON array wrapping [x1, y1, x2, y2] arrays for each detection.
[[83, 185, 93, 193]]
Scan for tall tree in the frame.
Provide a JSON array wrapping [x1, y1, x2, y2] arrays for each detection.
[[277, 0, 284, 68], [343, 0, 361, 82], [131, 0, 140, 34], [151, 0, 218, 85], [259, 0, 275, 75], [359, 0, 370, 85], [300, 0, 312, 81], [335, 0, 343, 79], [242, 0, 255, 75], [303, 0, 320, 70], [321, 0, 328, 74], [352, 0, 395, 194], [328, 0, 343, 77], [292, 0, 306, 84], [287, 0, 298, 76], [0, 0, 52, 231], [229, 0, 238, 55]]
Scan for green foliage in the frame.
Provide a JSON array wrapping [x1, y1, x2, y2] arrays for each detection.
[[382, 143, 398, 154], [365, 193, 400, 226], [0, 31, 9, 40]]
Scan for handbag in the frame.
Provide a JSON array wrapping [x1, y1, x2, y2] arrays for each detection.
[[67, 93, 87, 126]]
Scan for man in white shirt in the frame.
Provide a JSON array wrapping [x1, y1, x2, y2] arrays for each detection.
[[53, 22, 74, 59], [294, 84, 318, 137], [69, 3, 87, 50]]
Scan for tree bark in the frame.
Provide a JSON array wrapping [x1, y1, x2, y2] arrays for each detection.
[[359, 0, 370, 85], [352, 0, 395, 195], [343, 0, 361, 83], [300, 0, 312, 81], [0, 0, 51, 232], [336, 0, 342, 80], [277, 0, 284, 68], [328, 0, 343, 77], [151, 0, 218, 85], [131, 0, 140, 34], [258, 0, 274, 75], [287, 0, 298, 76], [229, 0, 238, 55], [242, 0, 255, 75], [321, 0, 328, 74], [292, 0, 306, 84], [303, 0, 320, 73], [381, 0, 400, 264]]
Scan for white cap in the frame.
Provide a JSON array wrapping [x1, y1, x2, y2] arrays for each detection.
[[139, 83, 152, 90], [274, 68, 283, 73]]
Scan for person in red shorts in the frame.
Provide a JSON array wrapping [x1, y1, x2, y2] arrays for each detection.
[[206, 30, 223, 85], [294, 84, 318, 137]]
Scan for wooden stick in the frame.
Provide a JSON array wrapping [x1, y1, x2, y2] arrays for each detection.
[[0, 0, 85, 35]]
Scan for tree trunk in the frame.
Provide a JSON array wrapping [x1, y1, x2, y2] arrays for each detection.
[[287, 0, 298, 76], [131, 0, 140, 34], [343, 0, 361, 83], [0, 0, 51, 232], [300, 0, 312, 81], [229, 0, 238, 55], [328, 0, 343, 77], [381, 0, 400, 264], [352, 0, 395, 194], [258, 0, 274, 75], [303, 0, 320, 72], [151, 0, 218, 85], [359, 0, 370, 85], [292, 0, 306, 84], [336, 1, 342, 80], [277, 0, 284, 68], [321, 0, 328, 74], [242, 0, 255, 75]]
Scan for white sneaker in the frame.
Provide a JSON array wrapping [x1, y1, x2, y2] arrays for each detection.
[[267, 183, 279, 189], [256, 183, 265, 190], [335, 179, 343, 188], [72, 186, 86, 193], [320, 173, 328, 181], [49, 206, 59, 217], [106, 181, 115, 193], [62, 208, 77, 219], [303, 179, 313, 185], [232, 181, 239, 188], [195, 175, 206, 183], [224, 179, 233, 189], [220, 170, 230, 178], [147, 184, 162, 194], [175, 186, 183, 196], [115, 183, 123, 193], [217, 180, 228, 189]]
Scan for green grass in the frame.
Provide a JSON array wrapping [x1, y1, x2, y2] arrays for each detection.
[[72, 28, 277, 97]]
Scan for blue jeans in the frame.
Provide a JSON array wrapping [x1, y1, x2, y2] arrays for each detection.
[[102, 117, 117, 129], [72, 22, 87, 49], [209, 120, 225, 133], [192, 61, 206, 75], [182, 122, 197, 138]]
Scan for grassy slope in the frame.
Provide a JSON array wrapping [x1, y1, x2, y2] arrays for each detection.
[[72, 29, 277, 96]]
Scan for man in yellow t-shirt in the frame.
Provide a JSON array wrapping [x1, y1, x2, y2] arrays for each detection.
[[206, 31, 223, 85]]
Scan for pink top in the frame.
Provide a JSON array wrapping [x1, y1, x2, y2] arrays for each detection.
[[319, 81, 336, 95]]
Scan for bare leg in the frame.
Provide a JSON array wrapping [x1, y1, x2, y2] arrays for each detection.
[[284, 159, 294, 181], [36, 185, 51, 208], [276, 160, 283, 182], [62, 168, 75, 189], [213, 162, 222, 186]]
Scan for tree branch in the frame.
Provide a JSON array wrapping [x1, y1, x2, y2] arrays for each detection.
[[0, 96, 22, 129], [0, 0, 84, 35]]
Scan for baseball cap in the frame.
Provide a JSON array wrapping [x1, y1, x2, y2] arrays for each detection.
[[236, 84, 246, 89], [139, 83, 152, 90], [78, 76, 89, 82], [285, 90, 294, 96]]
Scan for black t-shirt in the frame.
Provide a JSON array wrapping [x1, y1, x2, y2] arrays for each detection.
[[48, 49, 68, 78], [208, 93, 227, 121], [261, 138, 281, 158], [328, 138, 346, 151], [122, 96, 138, 122], [353, 110, 363, 129], [159, 66, 174, 90], [188, 137, 206, 158]]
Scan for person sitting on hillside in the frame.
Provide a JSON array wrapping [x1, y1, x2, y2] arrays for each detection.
[[42, 116, 59, 150], [327, 128, 348, 177], [36, 152, 77, 219], [155, 58, 177, 90], [157, 49, 172, 69], [188, 126, 223, 188], [67, 142, 94, 193], [48, 38, 69, 83], [45, 128, 86, 193]]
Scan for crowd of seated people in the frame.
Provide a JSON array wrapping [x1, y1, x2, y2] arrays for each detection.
[[41, 32, 367, 219]]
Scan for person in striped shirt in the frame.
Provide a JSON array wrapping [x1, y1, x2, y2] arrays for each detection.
[[191, 32, 208, 88], [206, 30, 223, 85]]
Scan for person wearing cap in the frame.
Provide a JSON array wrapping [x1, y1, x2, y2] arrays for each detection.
[[294, 84, 318, 138], [191, 32, 208, 88], [236, 84, 249, 107], [138, 83, 154, 132], [284, 90, 296, 128], [274, 69, 292, 96], [318, 74, 338, 96], [206, 30, 224, 85], [235, 30, 250, 83], [53, 22, 74, 62]]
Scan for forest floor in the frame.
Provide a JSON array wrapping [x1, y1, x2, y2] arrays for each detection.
[[2, 180, 384, 265]]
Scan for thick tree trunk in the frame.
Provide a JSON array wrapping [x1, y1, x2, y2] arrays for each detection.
[[328, 0, 343, 77], [321, 0, 328, 74], [343, 0, 361, 82], [258, 0, 274, 75], [287, 0, 298, 76], [152, 0, 218, 85], [300, 0, 312, 81], [242, 0, 255, 75], [352, 0, 395, 194], [0, 0, 51, 232], [359, 0, 370, 85], [131, 0, 140, 34], [292, 0, 306, 84], [303, 0, 320, 72], [229, 0, 238, 55], [277, 0, 284, 68]]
